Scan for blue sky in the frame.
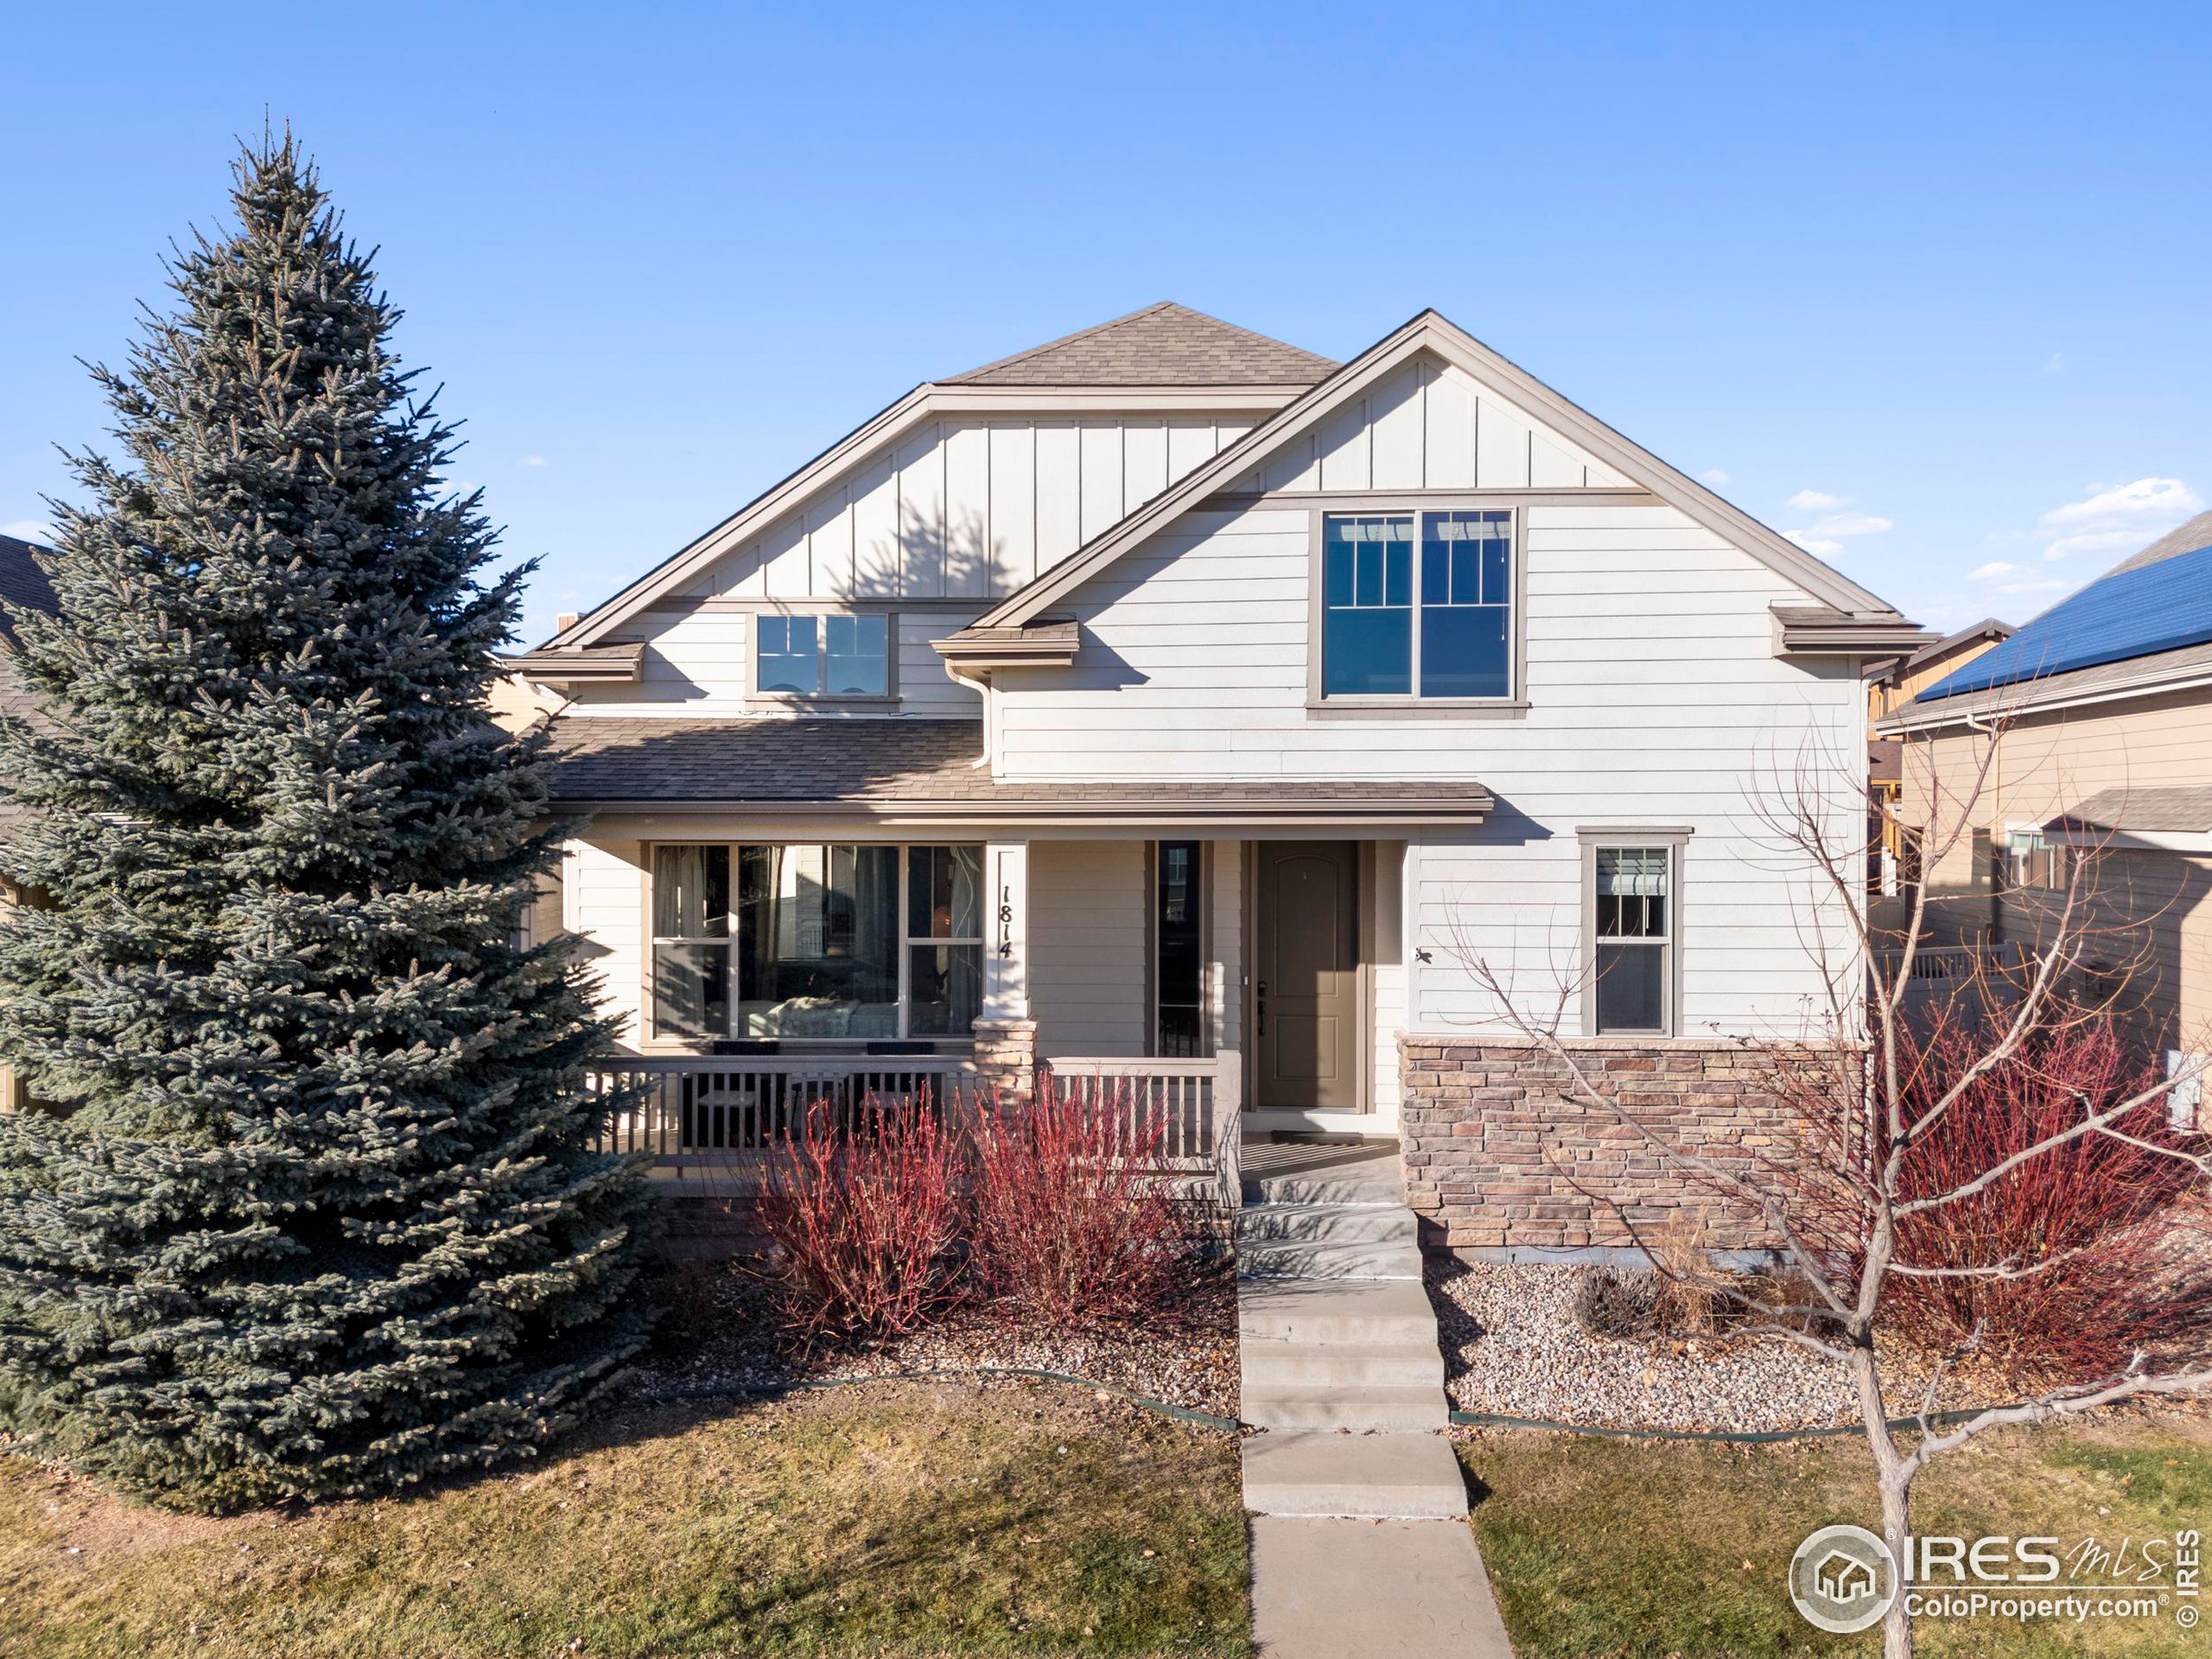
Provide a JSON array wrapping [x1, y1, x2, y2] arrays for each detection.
[[3, 3, 2207, 641]]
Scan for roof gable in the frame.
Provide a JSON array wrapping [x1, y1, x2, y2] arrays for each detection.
[[944, 302, 1336, 389], [965, 310, 1903, 630]]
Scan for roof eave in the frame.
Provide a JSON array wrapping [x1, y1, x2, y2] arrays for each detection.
[[971, 309, 1909, 631], [1772, 608, 1937, 658], [546, 792, 1494, 830]]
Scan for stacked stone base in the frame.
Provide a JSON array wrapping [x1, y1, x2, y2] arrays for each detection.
[[1401, 1035, 1821, 1257]]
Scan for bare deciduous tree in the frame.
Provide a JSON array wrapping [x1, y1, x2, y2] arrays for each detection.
[[1443, 716, 2210, 1659]]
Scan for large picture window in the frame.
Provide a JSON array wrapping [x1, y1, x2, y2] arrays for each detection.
[[755, 613, 891, 698], [1321, 509, 1513, 700], [651, 842, 981, 1041]]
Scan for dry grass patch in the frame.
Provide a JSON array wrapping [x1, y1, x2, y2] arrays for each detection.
[[1461, 1408, 2212, 1657], [0, 1379, 1249, 1659]]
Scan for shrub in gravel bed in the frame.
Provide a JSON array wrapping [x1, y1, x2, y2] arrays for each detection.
[[1887, 1014, 2212, 1379], [1571, 1268, 1657, 1339], [757, 1096, 967, 1342], [971, 1080, 1211, 1331]]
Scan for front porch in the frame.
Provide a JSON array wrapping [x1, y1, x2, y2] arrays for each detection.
[[577, 830, 1422, 1210]]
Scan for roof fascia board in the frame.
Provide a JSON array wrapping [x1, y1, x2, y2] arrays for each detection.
[[561, 385, 937, 649], [975, 311, 1901, 630], [1875, 663, 2212, 735], [928, 385, 1306, 412], [548, 798, 1491, 830], [559, 384, 1311, 652]]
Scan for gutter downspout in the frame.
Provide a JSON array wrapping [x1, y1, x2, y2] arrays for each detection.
[[944, 660, 994, 770]]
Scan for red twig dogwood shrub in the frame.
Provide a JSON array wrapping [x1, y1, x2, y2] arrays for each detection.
[[1887, 1014, 2212, 1377], [756, 1093, 966, 1342], [969, 1077, 1200, 1330]]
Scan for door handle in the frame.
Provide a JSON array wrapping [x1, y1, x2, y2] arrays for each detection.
[[1255, 980, 1267, 1037]]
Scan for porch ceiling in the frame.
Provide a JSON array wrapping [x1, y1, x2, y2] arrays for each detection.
[[543, 716, 1493, 829]]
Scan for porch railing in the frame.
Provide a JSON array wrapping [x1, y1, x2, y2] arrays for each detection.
[[584, 1048, 1245, 1208], [587, 1056, 977, 1158], [1044, 1051, 1243, 1210]]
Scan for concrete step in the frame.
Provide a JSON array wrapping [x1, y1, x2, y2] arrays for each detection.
[[1241, 1429, 1469, 1519], [1246, 1166, 1406, 1206], [1234, 1202, 1420, 1246], [1237, 1236, 1425, 1281], [1237, 1276, 1439, 1345], [1249, 1516, 1516, 1659], [1241, 1383, 1449, 1432], [1240, 1337, 1446, 1391]]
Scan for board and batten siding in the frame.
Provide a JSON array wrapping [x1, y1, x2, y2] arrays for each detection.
[[686, 415, 1256, 604], [1227, 359, 1631, 494], [990, 499, 1865, 1042]]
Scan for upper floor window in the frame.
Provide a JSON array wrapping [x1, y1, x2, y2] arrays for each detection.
[[756, 612, 891, 698], [1321, 510, 1513, 700]]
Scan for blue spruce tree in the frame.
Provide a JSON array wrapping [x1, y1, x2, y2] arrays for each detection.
[[0, 136, 653, 1509]]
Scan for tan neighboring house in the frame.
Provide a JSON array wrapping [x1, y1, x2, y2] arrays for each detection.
[[1864, 618, 2013, 893], [1875, 511, 2212, 1103], [0, 533, 59, 1113]]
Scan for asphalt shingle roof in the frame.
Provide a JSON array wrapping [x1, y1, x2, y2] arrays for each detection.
[[2054, 785, 2212, 836], [943, 302, 1338, 389], [545, 716, 1491, 819]]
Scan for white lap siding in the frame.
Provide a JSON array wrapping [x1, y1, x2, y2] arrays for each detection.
[[992, 502, 1863, 1042]]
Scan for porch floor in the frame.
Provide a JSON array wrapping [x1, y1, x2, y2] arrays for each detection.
[[1236, 1139, 1401, 1203]]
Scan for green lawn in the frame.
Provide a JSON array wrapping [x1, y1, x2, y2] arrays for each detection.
[[1463, 1411, 2212, 1658], [0, 1379, 1249, 1659]]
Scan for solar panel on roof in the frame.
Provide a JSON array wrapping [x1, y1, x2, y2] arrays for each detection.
[[1916, 541, 2212, 701]]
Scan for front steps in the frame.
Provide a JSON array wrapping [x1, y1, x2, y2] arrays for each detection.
[[1234, 1141, 1514, 1657]]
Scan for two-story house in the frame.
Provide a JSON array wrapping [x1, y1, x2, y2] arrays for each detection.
[[516, 303, 1925, 1253]]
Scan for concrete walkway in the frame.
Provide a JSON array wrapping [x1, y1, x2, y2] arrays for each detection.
[[1236, 1143, 1516, 1658]]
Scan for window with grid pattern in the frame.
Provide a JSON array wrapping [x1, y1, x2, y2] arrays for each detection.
[[1322, 510, 1512, 699]]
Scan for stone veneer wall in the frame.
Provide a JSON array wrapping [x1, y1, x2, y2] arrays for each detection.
[[1400, 1035, 1822, 1256]]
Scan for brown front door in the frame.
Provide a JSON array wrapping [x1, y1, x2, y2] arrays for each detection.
[[1254, 841, 1360, 1111]]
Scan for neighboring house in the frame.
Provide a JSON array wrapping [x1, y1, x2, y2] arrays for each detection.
[[0, 533, 60, 1114], [516, 302, 1925, 1253], [1875, 512, 2212, 1089], [1864, 619, 2013, 897]]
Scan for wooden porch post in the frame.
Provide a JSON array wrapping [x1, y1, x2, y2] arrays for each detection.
[[973, 840, 1035, 1103]]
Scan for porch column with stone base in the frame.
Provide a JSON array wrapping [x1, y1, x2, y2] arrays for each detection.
[[974, 841, 1034, 1103]]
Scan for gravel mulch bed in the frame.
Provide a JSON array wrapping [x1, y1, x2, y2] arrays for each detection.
[[1429, 1258, 2009, 1434], [631, 1263, 1241, 1420]]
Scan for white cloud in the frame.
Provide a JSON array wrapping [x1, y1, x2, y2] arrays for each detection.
[[2044, 352, 2066, 374], [2023, 476, 2204, 563], [1700, 468, 1730, 486], [1970, 561, 2024, 581], [2039, 476, 2201, 531], [1967, 558, 2074, 604], [1786, 489, 1847, 512], [520, 454, 550, 468], [1783, 505, 1892, 559], [3, 518, 55, 543], [1812, 512, 1894, 537]]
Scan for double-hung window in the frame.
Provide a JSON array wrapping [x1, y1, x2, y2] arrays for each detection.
[[650, 842, 982, 1041], [1321, 510, 1513, 700], [755, 612, 891, 698], [1591, 845, 1675, 1035]]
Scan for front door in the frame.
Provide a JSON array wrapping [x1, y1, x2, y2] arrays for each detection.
[[1254, 841, 1360, 1111]]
